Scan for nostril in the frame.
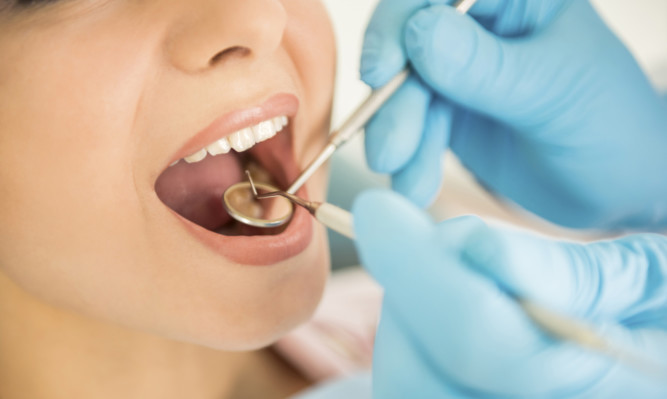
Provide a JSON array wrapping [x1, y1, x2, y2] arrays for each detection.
[[210, 46, 250, 66]]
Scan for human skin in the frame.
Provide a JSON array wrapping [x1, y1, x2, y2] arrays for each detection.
[[0, 0, 335, 397]]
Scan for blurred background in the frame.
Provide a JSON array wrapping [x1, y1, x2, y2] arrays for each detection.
[[319, 0, 667, 268]]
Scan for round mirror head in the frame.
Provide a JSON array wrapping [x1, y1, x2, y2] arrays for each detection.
[[222, 181, 294, 228]]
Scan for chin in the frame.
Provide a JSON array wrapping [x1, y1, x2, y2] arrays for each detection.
[[164, 223, 330, 352]]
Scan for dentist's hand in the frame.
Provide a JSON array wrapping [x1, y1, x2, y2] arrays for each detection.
[[353, 190, 667, 398], [361, 0, 667, 229]]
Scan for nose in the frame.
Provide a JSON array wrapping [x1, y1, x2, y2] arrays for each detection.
[[166, 0, 287, 73]]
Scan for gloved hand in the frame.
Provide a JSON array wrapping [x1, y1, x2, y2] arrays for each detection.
[[361, 0, 667, 229], [353, 189, 667, 398]]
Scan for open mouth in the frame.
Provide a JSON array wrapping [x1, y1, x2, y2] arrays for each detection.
[[156, 117, 293, 236], [154, 94, 314, 265]]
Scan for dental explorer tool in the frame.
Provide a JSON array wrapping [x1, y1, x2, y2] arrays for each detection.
[[223, 0, 478, 229]]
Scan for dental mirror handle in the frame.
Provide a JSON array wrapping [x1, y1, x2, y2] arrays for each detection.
[[311, 202, 355, 239], [285, 0, 477, 196]]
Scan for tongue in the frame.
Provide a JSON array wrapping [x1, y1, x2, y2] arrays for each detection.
[[155, 153, 242, 230]]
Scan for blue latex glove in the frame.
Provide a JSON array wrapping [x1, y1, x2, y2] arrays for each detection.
[[353, 189, 667, 398], [361, 0, 667, 229]]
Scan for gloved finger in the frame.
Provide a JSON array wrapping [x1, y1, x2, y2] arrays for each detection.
[[466, 0, 570, 37], [464, 227, 667, 322], [361, 0, 569, 88], [373, 306, 469, 399], [391, 97, 452, 208], [364, 75, 431, 174], [353, 191, 609, 395], [360, 0, 431, 88], [403, 5, 555, 128], [360, 0, 498, 88]]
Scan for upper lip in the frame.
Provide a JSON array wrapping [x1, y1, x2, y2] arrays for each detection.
[[167, 93, 299, 166]]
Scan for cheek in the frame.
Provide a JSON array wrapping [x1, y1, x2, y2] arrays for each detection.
[[283, 0, 336, 136], [0, 21, 157, 311], [183, 236, 329, 350]]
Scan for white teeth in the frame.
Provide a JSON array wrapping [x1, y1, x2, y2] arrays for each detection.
[[171, 115, 289, 166], [252, 120, 276, 142], [184, 148, 207, 164], [229, 127, 255, 152], [206, 137, 231, 156], [272, 117, 284, 131]]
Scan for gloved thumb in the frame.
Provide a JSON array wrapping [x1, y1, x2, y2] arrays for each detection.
[[404, 5, 548, 127]]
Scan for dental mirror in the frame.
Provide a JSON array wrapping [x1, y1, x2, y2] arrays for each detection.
[[222, 179, 294, 228]]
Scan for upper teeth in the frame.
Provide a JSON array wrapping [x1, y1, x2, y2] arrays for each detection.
[[180, 116, 289, 164]]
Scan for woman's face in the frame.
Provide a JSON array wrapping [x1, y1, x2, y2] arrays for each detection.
[[0, 0, 335, 350]]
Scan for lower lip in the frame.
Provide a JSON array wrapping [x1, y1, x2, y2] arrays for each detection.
[[175, 195, 313, 266]]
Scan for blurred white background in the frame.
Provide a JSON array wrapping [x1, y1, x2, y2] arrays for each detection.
[[319, 0, 667, 266]]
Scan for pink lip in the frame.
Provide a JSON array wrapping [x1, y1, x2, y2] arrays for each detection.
[[169, 93, 299, 165], [163, 93, 313, 266], [173, 192, 313, 266]]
